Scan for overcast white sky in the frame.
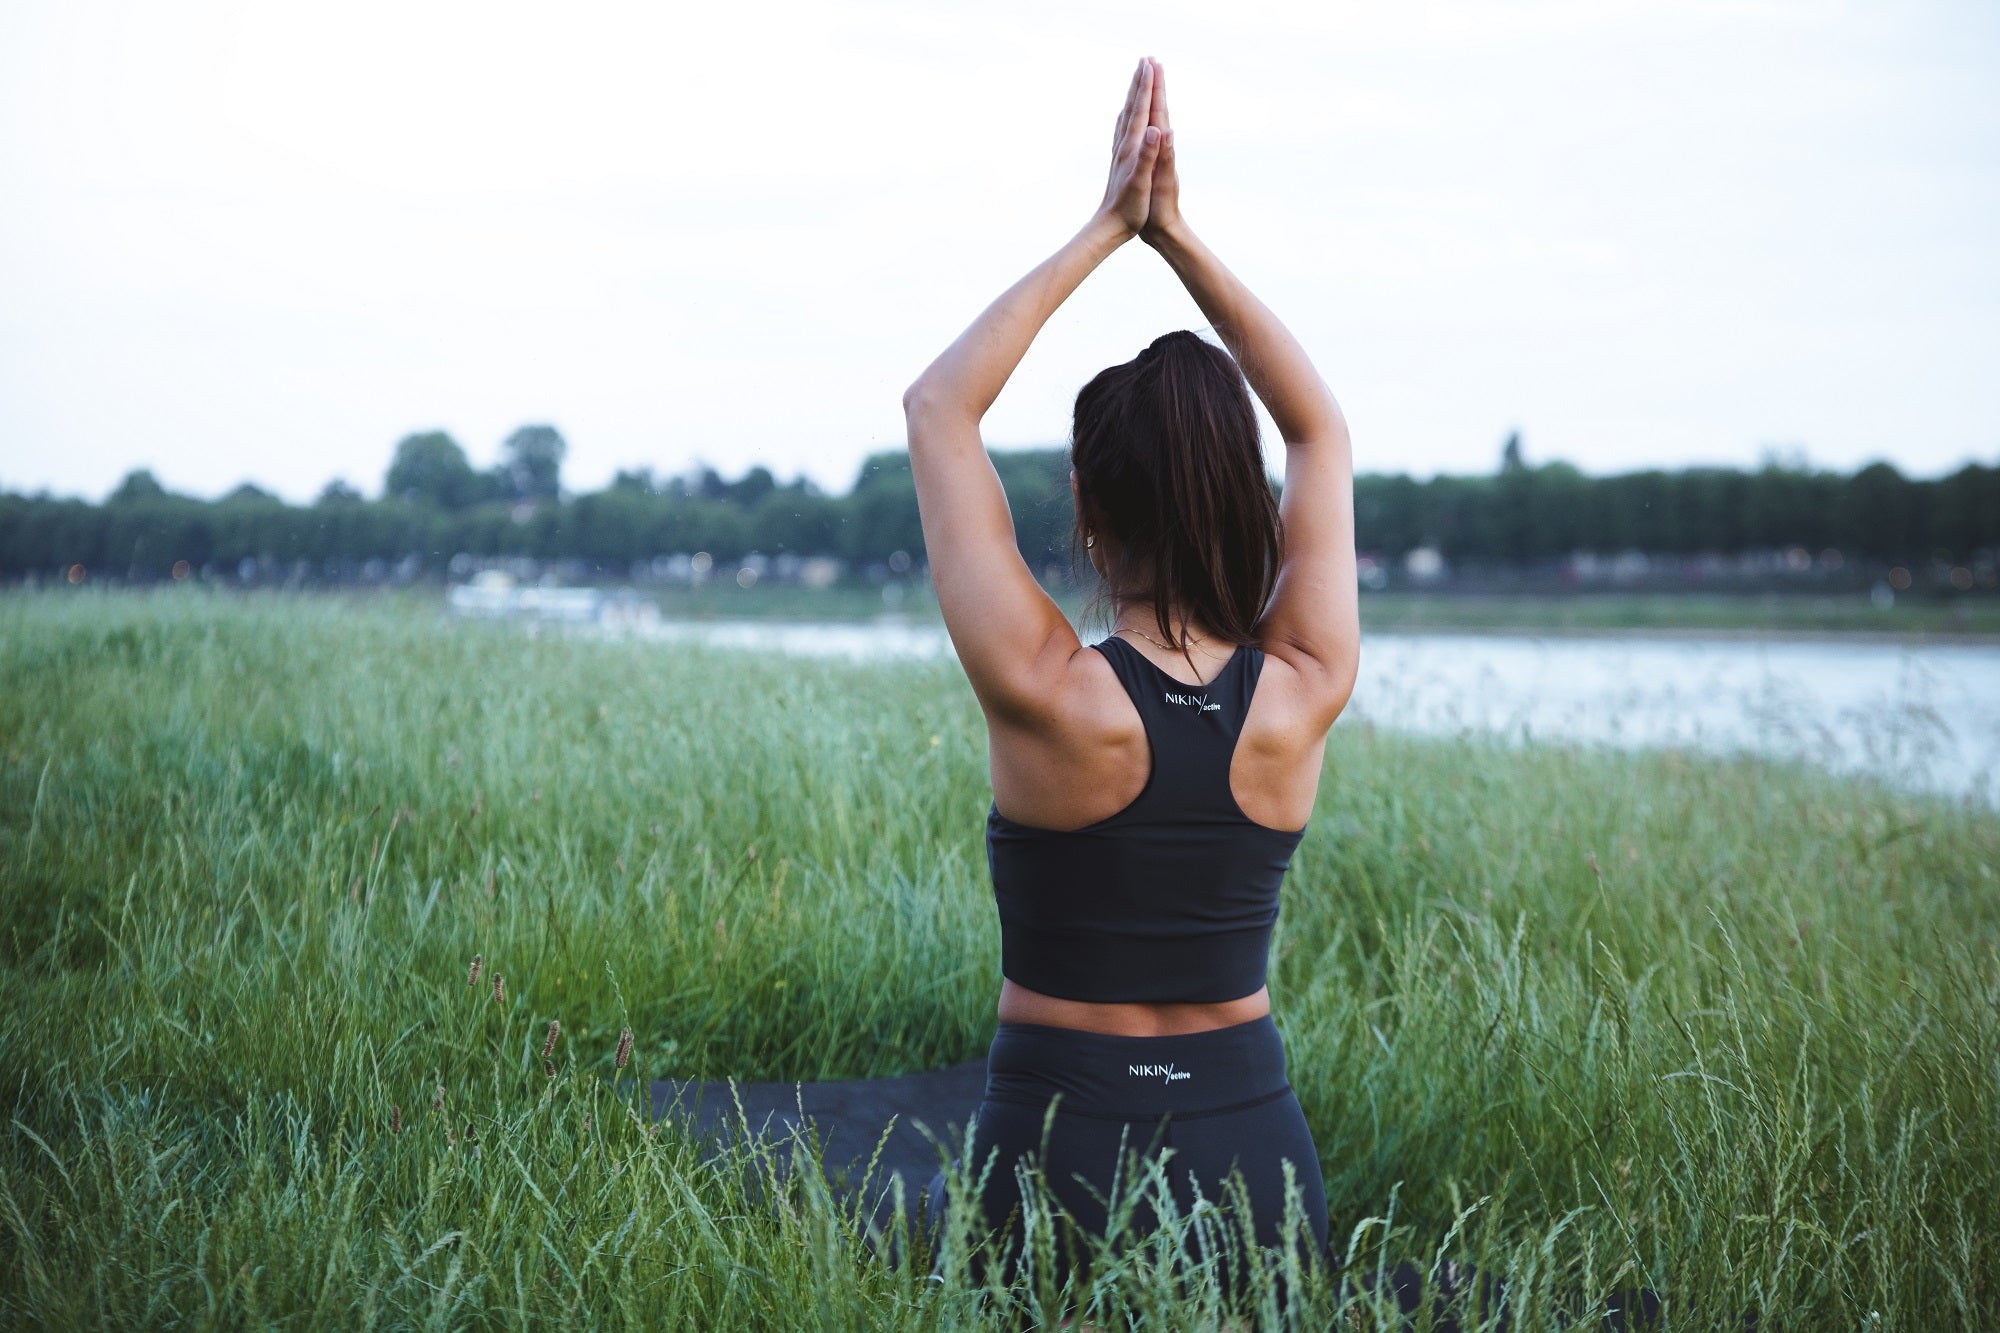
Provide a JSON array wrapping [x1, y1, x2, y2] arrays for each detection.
[[2, 0, 1995, 503]]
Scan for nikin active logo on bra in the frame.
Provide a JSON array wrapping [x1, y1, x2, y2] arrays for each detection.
[[1128, 1062, 1192, 1082], [1163, 691, 1220, 712]]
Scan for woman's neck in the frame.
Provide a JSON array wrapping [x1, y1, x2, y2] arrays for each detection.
[[1109, 600, 1217, 652]]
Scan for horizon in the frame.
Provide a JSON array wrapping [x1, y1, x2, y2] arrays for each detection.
[[4, 1, 1997, 505], [9, 432, 1992, 508]]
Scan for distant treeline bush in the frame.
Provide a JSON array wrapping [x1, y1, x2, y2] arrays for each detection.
[[1, 426, 1994, 584], [1362, 446, 1998, 567]]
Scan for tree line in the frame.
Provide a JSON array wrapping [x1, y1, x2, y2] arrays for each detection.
[[1, 426, 1994, 584]]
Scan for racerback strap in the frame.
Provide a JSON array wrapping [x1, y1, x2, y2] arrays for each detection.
[[1091, 635, 1265, 821]]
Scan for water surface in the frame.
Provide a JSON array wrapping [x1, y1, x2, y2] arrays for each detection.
[[603, 617, 1999, 803]]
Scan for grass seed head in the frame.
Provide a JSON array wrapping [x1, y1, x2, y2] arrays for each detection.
[[542, 1018, 560, 1059], [492, 972, 505, 1006], [390, 1104, 401, 1134], [615, 1027, 634, 1070], [432, 1084, 445, 1113], [467, 953, 483, 987]]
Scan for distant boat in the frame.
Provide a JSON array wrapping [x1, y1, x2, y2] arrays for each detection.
[[447, 571, 657, 627]]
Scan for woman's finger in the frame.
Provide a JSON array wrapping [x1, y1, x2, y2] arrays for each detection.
[[1113, 57, 1146, 147], [1149, 58, 1171, 132], [1139, 123, 1163, 168], [1118, 61, 1155, 163]]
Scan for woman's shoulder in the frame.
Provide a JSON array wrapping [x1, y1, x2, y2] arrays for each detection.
[[979, 635, 1137, 737], [984, 640, 1150, 830]]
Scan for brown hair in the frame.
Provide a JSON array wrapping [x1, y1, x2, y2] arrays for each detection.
[[1071, 330, 1282, 651]]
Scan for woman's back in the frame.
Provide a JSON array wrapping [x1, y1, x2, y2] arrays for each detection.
[[989, 634, 1310, 1006]]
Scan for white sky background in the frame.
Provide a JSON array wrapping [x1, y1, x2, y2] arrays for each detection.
[[1, 0, 1995, 503]]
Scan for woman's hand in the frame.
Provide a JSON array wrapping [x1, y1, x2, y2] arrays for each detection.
[[1137, 57, 1182, 246], [1097, 58, 1164, 238]]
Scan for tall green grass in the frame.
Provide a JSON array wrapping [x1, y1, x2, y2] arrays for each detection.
[[1, 591, 1994, 1329]]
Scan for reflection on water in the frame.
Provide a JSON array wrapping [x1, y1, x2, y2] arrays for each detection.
[[593, 617, 1998, 804], [1351, 634, 1997, 804], [619, 616, 953, 662]]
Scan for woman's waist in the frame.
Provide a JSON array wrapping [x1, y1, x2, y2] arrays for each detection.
[[982, 1004, 1292, 1119], [996, 977, 1270, 1036]]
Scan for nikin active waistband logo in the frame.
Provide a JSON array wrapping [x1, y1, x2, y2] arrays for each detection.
[[1162, 691, 1220, 712], [1128, 1062, 1192, 1082]]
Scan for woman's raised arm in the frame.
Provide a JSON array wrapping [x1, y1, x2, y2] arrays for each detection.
[[902, 60, 1163, 725], [1139, 60, 1359, 719]]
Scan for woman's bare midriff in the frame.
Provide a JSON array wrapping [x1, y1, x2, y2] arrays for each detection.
[[996, 978, 1271, 1036]]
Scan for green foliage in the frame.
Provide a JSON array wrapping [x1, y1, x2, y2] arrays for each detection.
[[992, 448, 1078, 572], [4, 444, 1996, 584], [0, 593, 1996, 1328], [385, 432, 481, 511], [500, 425, 566, 503], [844, 452, 926, 563], [107, 469, 168, 504], [1352, 457, 2000, 564]]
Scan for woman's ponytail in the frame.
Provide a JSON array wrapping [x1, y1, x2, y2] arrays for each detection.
[[1071, 330, 1282, 648]]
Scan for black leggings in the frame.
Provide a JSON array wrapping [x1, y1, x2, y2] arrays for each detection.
[[924, 1015, 1329, 1295]]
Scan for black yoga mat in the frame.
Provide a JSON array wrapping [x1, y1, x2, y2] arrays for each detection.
[[646, 1058, 988, 1230]]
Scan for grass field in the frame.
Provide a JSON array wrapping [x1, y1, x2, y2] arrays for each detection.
[[2, 591, 1996, 1329]]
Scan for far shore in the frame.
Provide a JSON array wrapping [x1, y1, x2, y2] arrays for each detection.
[[630, 584, 2000, 641]]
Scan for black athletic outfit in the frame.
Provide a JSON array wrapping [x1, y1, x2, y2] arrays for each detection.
[[926, 635, 1328, 1290]]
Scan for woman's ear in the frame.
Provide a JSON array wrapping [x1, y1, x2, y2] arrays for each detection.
[[1070, 471, 1096, 537]]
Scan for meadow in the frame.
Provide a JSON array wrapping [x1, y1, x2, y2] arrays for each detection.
[[1, 591, 1995, 1329]]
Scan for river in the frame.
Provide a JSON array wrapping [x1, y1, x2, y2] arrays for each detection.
[[603, 617, 1998, 804]]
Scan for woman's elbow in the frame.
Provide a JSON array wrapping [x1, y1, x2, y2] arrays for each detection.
[[902, 376, 954, 422], [1327, 650, 1359, 721], [902, 379, 976, 436], [1310, 636, 1361, 727]]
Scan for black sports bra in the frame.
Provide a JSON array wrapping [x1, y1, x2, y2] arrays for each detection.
[[985, 635, 1308, 1004]]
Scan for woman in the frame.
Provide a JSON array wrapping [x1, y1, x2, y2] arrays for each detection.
[[905, 58, 1358, 1294]]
